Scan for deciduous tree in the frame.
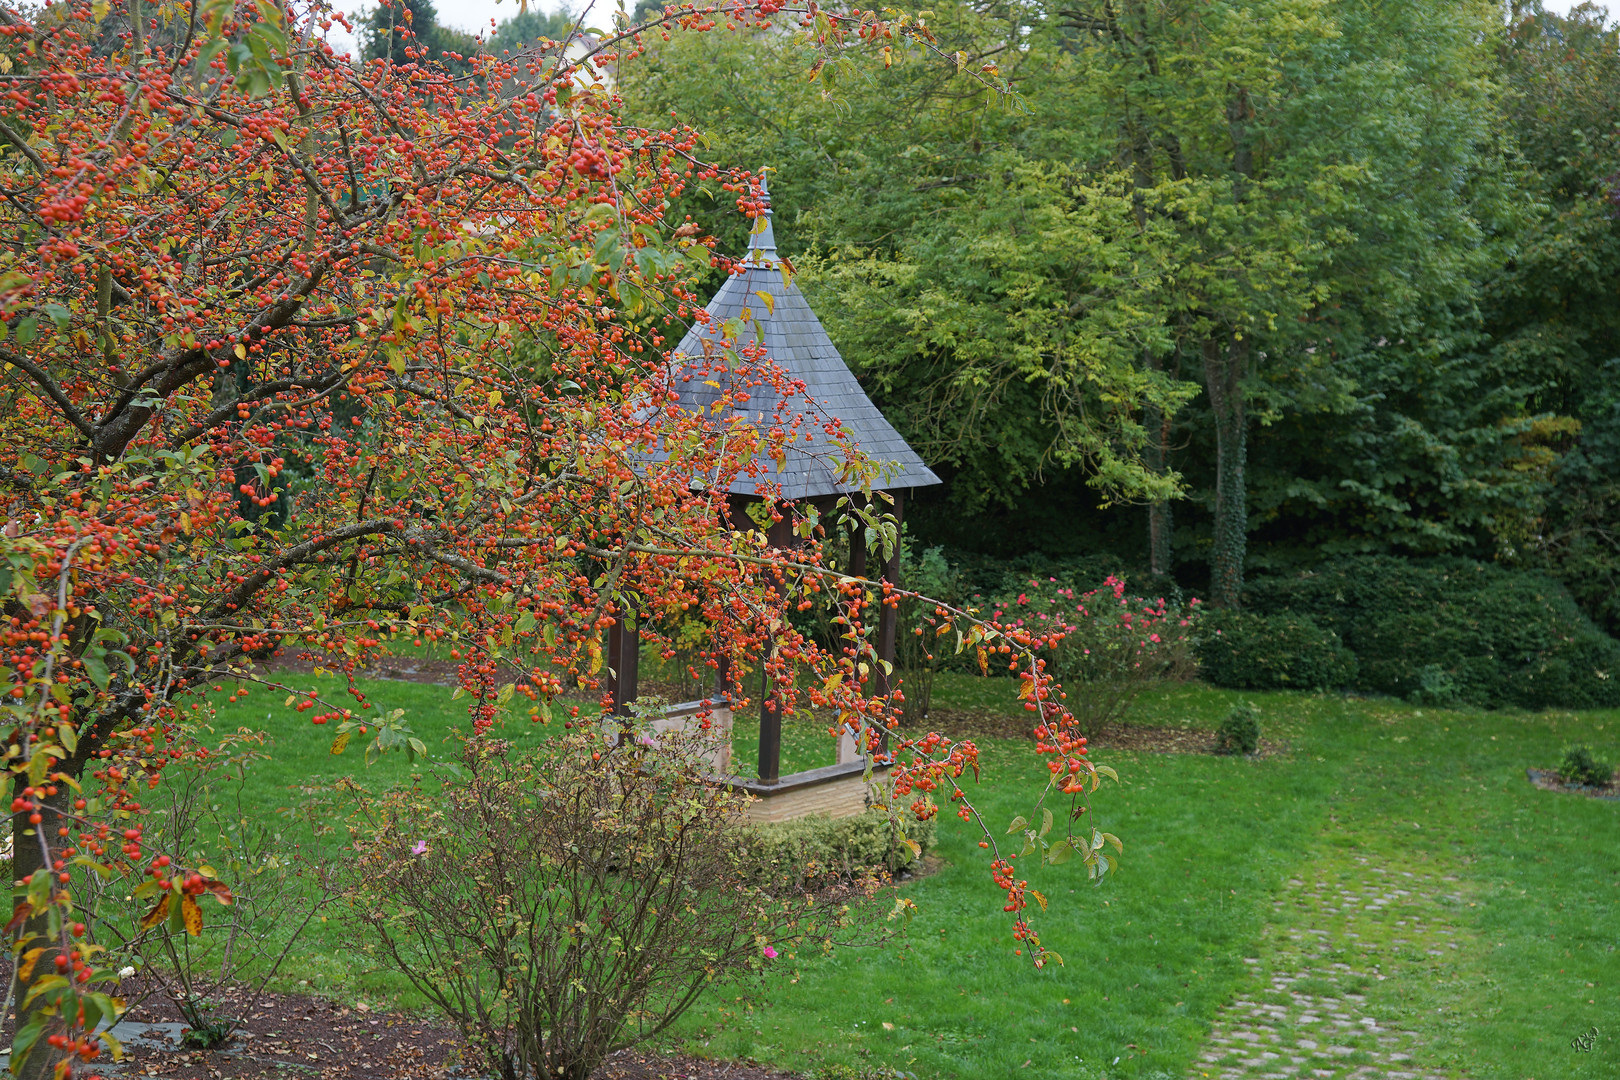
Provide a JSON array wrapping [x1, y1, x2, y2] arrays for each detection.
[[0, 2, 1115, 1075]]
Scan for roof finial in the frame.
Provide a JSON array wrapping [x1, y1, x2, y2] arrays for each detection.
[[747, 166, 777, 263]]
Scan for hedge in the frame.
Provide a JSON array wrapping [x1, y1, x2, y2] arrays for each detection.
[[1197, 610, 1358, 692], [742, 809, 937, 887], [1241, 557, 1620, 710]]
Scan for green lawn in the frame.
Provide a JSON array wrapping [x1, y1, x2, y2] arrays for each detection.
[[188, 669, 1618, 1079]]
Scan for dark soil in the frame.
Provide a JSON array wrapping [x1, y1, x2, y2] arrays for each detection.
[[919, 707, 1285, 757], [1526, 767, 1620, 801], [85, 980, 801, 1080]]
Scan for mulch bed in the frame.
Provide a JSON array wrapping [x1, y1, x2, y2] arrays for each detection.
[[0, 958, 798, 1080], [80, 982, 801, 1080], [1526, 767, 1620, 801], [920, 707, 1285, 757]]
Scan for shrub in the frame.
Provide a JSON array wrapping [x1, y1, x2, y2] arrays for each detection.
[[1248, 557, 1620, 709], [88, 730, 335, 1049], [1215, 702, 1262, 755], [745, 809, 937, 886], [1558, 745, 1613, 787], [1196, 610, 1358, 691], [991, 576, 1199, 734], [344, 727, 878, 1080], [1409, 664, 1463, 707], [946, 550, 1130, 602]]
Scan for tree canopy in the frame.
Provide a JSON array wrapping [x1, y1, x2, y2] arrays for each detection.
[[622, 0, 1620, 622]]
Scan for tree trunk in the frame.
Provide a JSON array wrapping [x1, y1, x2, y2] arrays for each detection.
[[1144, 350, 1173, 577], [1203, 333, 1248, 608], [10, 783, 71, 1080]]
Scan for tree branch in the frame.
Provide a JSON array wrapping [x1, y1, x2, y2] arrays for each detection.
[[0, 345, 99, 442]]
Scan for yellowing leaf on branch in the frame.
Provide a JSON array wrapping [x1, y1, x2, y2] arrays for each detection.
[[180, 894, 203, 937], [139, 895, 171, 930]]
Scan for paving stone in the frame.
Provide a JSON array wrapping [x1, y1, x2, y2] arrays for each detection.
[[1185, 866, 1458, 1080]]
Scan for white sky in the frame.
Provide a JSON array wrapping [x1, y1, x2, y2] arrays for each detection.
[[321, 0, 590, 58]]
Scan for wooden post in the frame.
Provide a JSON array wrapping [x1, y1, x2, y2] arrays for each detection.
[[873, 491, 903, 757], [839, 507, 871, 764], [756, 508, 797, 784], [606, 605, 639, 717]]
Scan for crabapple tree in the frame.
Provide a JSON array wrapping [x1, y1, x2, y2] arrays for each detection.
[[0, 1, 1115, 1075]]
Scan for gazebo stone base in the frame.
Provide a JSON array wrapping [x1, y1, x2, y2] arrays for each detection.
[[654, 699, 888, 824], [728, 761, 891, 824], [652, 699, 734, 776]]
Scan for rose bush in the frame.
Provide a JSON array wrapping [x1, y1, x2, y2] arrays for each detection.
[[990, 576, 1198, 735]]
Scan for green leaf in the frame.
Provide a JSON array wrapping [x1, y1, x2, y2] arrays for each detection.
[[1094, 765, 1119, 784], [80, 992, 103, 1032], [25, 869, 50, 911], [81, 653, 110, 690], [1039, 807, 1053, 838], [1005, 814, 1029, 834], [10, 1015, 46, 1068], [21, 974, 69, 1009]]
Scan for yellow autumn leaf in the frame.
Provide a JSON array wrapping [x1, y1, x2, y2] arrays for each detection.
[[181, 894, 203, 937], [139, 895, 171, 929]]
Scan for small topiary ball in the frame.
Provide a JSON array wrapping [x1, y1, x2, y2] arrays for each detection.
[[1557, 745, 1613, 788], [1215, 701, 1261, 756]]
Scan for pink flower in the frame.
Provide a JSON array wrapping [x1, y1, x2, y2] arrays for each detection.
[[763, 945, 778, 959], [411, 840, 429, 857]]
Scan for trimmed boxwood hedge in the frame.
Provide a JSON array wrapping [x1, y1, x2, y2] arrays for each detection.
[[742, 809, 937, 886], [1197, 610, 1358, 692], [1239, 557, 1620, 710]]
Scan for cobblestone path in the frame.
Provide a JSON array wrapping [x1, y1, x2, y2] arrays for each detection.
[[1191, 857, 1473, 1080]]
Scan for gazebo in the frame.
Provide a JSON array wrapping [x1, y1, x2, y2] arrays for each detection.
[[610, 174, 939, 820]]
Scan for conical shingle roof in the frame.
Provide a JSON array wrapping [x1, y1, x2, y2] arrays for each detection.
[[665, 175, 940, 501]]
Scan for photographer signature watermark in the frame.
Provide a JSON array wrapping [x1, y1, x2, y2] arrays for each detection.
[[1571, 1026, 1599, 1053]]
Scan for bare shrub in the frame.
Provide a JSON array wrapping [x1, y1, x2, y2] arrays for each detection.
[[342, 724, 882, 1080]]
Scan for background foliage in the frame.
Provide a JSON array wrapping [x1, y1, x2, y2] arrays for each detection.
[[618, 0, 1620, 653]]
